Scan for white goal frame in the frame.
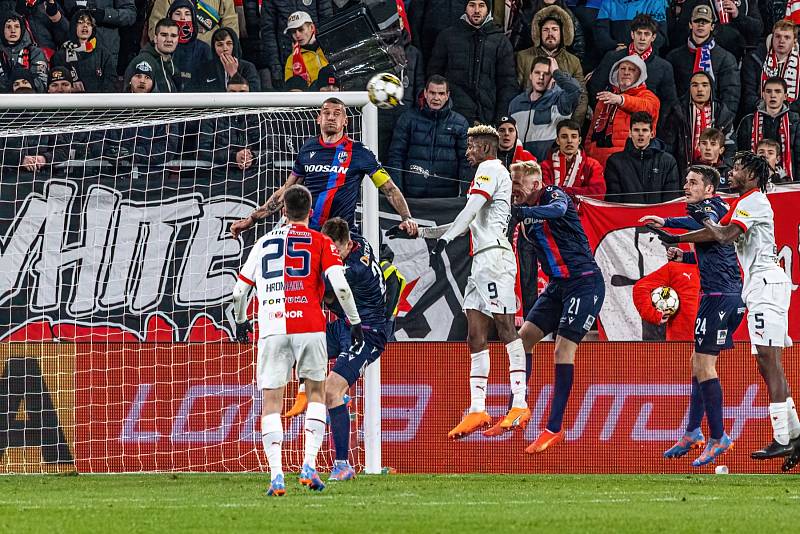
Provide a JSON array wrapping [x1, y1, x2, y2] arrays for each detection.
[[2, 92, 382, 474]]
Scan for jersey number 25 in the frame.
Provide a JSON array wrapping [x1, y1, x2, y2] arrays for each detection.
[[261, 236, 311, 279]]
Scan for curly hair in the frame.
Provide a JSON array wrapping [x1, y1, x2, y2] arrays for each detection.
[[734, 151, 772, 193]]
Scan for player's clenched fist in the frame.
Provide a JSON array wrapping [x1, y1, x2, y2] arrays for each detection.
[[235, 320, 253, 343]]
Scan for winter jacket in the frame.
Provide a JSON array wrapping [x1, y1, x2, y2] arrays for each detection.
[[51, 10, 116, 93], [604, 138, 681, 204], [741, 38, 800, 117], [386, 94, 470, 198], [63, 0, 137, 74], [283, 39, 327, 85], [541, 150, 606, 200], [10, 1, 69, 58], [499, 140, 537, 170], [595, 0, 668, 54], [508, 69, 581, 161], [258, 0, 332, 88], [585, 54, 661, 167], [427, 15, 519, 126], [0, 14, 48, 92], [736, 103, 800, 180], [408, 0, 468, 63], [507, 1, 585, 59], [191, 27, 261, 92], [149, 0, 238, 46], [588, 48, 677, 118], [660, 95, 736, 177], [669, 0, 762, 60], [515, 5, 588, 124], [167, 0, 212, 87], [124, 44, 179, 93], [633, 261, 700, 341], [666, 39, 741, 116]]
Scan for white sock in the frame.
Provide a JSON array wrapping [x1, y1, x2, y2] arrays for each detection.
[[261, 414, 283, 479], [506, 339, 527, 409], [769, 402, 790, 445], [298, 382, 306, 394], [303, 402, 327, 469], [469, 350, 490, 413], [787, 397, 800, 439]]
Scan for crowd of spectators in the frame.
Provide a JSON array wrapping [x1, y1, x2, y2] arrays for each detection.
[[3, 0, 800, 202]]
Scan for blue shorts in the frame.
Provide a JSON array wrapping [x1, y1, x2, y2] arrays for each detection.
[[326, 319, 387, 386], [525, 272, 605, 344], [694, 294, 745, 355]]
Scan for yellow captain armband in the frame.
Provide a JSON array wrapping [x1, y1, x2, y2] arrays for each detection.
[[370, 168, 392, 188]]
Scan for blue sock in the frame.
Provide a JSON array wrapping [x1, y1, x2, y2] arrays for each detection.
[[700, 378, 724, 440], [328, 404, 350, 463], [546, 364, 574, 433], [508, 353, 534, 410], [686, 376, 704, 433]]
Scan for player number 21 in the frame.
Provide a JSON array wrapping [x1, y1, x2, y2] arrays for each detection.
[[261, 236, 311, 279]]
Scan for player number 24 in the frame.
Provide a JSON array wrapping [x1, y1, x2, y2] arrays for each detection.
[[261, 236, 311, 279]]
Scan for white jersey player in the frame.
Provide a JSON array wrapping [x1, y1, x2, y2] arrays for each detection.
[[231, 185, 363, 495], [658, 152, 799, 464], [388, 125, 528, 440]]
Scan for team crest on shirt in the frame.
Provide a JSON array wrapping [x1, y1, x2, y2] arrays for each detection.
[[476, 175, 491, 183], [735, 208, 750, 217], [337, 151, 349, 163]]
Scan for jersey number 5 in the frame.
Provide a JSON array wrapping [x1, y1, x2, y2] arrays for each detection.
[[262, 236, 311, 279]]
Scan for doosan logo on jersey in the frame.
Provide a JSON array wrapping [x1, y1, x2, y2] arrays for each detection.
[[304, 164, 349, 174]]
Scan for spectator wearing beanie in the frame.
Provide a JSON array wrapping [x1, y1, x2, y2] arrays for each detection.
[[515, 4, 587, 124], [541, 119, 606, 201], [311, 64, 339, 91], [124, 18, 180, 93], [13, 0, 69, 60], [741, 19, 800, 117], [127, 61, 154, 93], [8, 68, 37, 93], [192, 26, 260, 92], [51, 10, 116, 93], [427, 0, 518, 126], [666, 4, 740, 116], [282, 11, 327, 88], [386, 74, 470, 198], [150, 0, 237, 47], [167, 0, 212, 87], [47, 66, 73, 93], [497, 116, 536, 171], [284, 74, 307, 91], [669, 0, 762, 61], [585, 54, 659, 167], [0, 13, 48, 93], [259, 1, 331, 89]]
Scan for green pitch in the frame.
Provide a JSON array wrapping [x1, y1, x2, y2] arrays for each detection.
[[2, 473, 799, 533]]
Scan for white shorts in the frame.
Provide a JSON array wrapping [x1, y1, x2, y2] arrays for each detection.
[[745, 281, 793, 350], [256, 332, 327, 390], [463, 247, 518, 317]]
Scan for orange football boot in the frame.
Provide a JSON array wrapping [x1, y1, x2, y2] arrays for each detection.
[[448, 411, 492, 440], [482, 418, 509, 437], [283, 391, 307, 418], [525, 429, 565, 454], [499, 407, 532, 431]]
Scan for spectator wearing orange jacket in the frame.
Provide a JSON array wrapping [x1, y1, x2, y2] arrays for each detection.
[[541, 119, 605, 201], [632, 259, 700, 341]]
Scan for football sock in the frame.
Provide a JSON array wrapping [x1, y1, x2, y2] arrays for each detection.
[[328, 404, 350, 463], [469, 350, 490, 413], [261, 413, 283, 479], [699, 378, 724, 440], [506, 339, 527, 409], [686, 376, 704, 433], [546, 363, 574, 433], [508, 352, 534, 410], [298, 382, 306, 394], [303, 402, 327, 469], [787, 397, 800, 439], [769, 402, 791, 445]]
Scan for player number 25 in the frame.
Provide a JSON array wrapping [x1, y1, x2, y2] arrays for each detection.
[[261, 236, 311, 279]]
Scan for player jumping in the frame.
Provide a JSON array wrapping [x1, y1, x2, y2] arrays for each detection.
[[389, 125, 528, 439], [652, 152, 799, 466], [231, 185, 364, 496], [509, 160, 605, 454], [641, 165, 744, 466]]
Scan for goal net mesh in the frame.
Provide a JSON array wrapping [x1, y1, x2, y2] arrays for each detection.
[[0, 104, 367, 474]]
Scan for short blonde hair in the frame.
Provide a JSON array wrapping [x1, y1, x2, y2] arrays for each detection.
[[467, 124, 499, 139], [510, 160, 542, 177]]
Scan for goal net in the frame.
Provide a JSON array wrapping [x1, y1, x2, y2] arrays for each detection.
[[0, 93, 381, 474]]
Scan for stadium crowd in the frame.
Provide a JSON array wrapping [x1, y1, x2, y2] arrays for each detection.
[[2, 0, 800, 199]]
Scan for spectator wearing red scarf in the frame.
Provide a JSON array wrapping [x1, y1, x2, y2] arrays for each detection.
[[541, 119, 605, 201], [283, 11, 327, 88]]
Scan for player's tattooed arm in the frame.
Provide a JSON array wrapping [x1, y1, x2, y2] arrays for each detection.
[[230, 174, 300, 238], [379, 179, 418, 236]]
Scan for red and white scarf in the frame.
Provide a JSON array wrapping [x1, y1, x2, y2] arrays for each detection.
[[713, 0, 730, 24], [762, 46, 800, 103], [688, 38, 715, 81], [551, 150, 584, 188], [751, 110, 793, 179], [291, 41, 311, 83], [691, 103, 713, 161], [787, 0, 800, 24], [628, 42, 652, 61]]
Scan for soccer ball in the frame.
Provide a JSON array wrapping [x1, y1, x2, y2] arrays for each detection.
[[367, 72, 404, 109], [651, 286, 680, 315]]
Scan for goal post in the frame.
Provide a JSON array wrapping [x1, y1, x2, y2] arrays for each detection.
[[0, 92, 382, 474]]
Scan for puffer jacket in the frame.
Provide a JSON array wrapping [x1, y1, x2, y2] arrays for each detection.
[[515, 5, 588, 124], [0, 13, 48, 92], [736, 102, 800, 180], [427, 14, 519, 126], [149, 0, 238, 46], [11, 0, 69, 58], [51, 10, 116, 93], [386, 94, 470, 198], [585, 54, 661, 167], [123, 43, 179, 93], [191, 27, 261, 92], [604, 138, 681, 204], [167, 0, 212, 87]]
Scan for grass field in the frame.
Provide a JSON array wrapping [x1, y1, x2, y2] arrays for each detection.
[[2, 473, 799, 533]]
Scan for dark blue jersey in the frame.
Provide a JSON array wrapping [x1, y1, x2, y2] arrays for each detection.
[[326, 235, 387, 329], [292, 135, 389, 231], [517, 186, 599, 279], [664, 196, 742, 294]]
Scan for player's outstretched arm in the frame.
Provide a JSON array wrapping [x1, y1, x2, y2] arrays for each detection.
[[386, 223, 453, 240], [439, 194, 488, 243], [326, 265, 364, 352], [378, 178, 418, 236], [677, 220, 743, 245], [230, 173, 301, 238]]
